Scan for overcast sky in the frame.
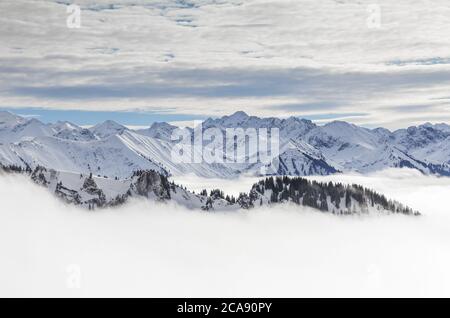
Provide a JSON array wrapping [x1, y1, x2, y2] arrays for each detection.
[[1, 0, 450, 128]]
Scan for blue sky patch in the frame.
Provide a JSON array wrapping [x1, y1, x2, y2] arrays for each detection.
[[1, 107, 205, 126]]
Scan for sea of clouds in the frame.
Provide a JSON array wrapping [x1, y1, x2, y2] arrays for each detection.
[[1, 168, 450, 297]]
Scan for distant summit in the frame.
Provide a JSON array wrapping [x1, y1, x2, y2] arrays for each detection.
[[0, 111, 449, 178], [90, 120, 128, 139]]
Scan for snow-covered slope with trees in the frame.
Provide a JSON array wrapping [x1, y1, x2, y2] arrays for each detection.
[[0, 164, 419, 216]]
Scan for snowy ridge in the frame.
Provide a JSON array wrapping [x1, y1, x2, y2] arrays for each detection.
[[0, 110, 449, 178], [90, 120, 128, 139], [17, 166, 238, 211], [245, 176, 419, 215], [136, 122, 179, 141], [0, 165, 419, 216]]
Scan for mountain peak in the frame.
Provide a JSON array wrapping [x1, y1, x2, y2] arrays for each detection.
[[325, 120, 353, 127], [102, 120, 123, 127], [0, 110, 16, 117], [136, 121, 178, 140], [52, 121, 81, 132], [229, 111, 249, 119], [220, 111, 249, 124], [91, 120, 127, 139], [0, 111, 25, 128], [26, 118, 43, 124], [202, 111, 250, 128], [149, 121, 175, 130], [92, 120, 125, 129], [419, 122, 450, 133]]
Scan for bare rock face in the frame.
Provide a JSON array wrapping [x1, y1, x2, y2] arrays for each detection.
[[31, 166, 49, 186], [130, 170, 171, 200], [55, 182, 82, 205], [201, 197, 214, 211], [237, 193, 253, 209], [81, 176, 106, 207], [82, 176, 100, 195]]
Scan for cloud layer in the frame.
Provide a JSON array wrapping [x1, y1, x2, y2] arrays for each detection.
[[1, 0, 450, 128], [1, 169, 450, 297]]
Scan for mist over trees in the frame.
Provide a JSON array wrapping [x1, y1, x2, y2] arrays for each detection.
[[0, 164, 418, 215], [246, 176, 418, 215]]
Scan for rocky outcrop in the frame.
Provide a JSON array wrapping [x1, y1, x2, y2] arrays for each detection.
[[5, 164, 420, 216], [81, 175, 106, 207], [201, 197, 214, 211], [130, 170, 171, 201], [55, 182, 82, 205], [31, 166, 49, 186]]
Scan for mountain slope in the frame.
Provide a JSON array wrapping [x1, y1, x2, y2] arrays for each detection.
[[51, 120, 98, 141], [1, 165, 419, 216], [0, 111, 27, 130], [201, 111, 337, 176], [90, 120, 128, 139], [0, 133, 167, 178], [0, 111, 449, 178], [22, 167, 235, 211], [136, 122, 179, 141], [393, 123, 450, 165], [0, 118, 55, 142], [305, 120, 450, 175], [245, 176, 418, 215]]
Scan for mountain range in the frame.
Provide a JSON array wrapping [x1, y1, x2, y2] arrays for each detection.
[[0, 110, 449, 179], [1, 109, 436, 215]]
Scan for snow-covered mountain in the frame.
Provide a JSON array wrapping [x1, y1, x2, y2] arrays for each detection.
[[24, 166, 236, 211], [201, 111, 450, 176], [393, 123, 450, 166], [303, 120, 450, 176], [268, 139, 339, 176], [0, 110, 449, 178], [50, 121, 98, 142], [136, 122, 179, 141], [51, 121, 81, 133], [1, 165, 418, 216], [200, 111, 338, 176], [0, 111, 27, 130], [90, 120, 128, 139], [54, 128, 98, 142], [203, 111, 316, 140], [0, 132, 168, 179], [0, 115, 55, 143]]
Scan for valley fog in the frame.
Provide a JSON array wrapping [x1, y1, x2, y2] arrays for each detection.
[[1, 169, 450, 297], [173, 168, 449, 216]]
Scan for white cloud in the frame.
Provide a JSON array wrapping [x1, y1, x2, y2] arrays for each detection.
[[1, 169, 450, 297], [0, 0, 450, 128]]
